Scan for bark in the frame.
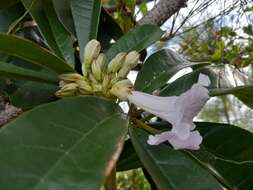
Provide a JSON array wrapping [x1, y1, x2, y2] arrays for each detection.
[[138, 0, 188, 26], [0, 103, 22, 126]]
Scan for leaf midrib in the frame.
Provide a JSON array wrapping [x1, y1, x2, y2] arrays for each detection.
[[32, 112, 120, 189]]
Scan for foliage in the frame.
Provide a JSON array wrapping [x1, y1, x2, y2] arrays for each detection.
[[0, 1, 253, 190]]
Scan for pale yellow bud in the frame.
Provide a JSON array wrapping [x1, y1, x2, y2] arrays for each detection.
[[83, 39, 101, 64], [82, 39, 101, 76], [59, 73, 83, 82], [125, 51, 139, 68], [117, 51, 139, 78], [55, 83, 78, 97], [117, 66, 130, 79], [59, 80, 67, 88], [89, 73, 98, 84], [102, 74, 111, 91], [76, 79, 92, 93], [109, 79, 133, 100], [93, 84, 103, 92], [91, 53, 106, 81], [107, 52, 127, 73]]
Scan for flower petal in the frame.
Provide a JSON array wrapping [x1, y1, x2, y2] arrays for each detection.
[[148, 130, 202, 150], [169, 131, 202, 150], [198, 73, 211, 87], [147, 131, 172, 145], [128, 91, 178, 122]]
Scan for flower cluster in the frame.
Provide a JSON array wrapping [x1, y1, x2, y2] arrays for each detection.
[[56, 39, 138, 99], [56, 39, 211, 150]]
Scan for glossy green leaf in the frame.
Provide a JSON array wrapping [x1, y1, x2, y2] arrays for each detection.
[[71, 0, 102, 62], [0, 34, 74, 74], [106, 25, 163, 60], [0, 96, 128, 189], [43, 0, 75, 65], [10, 81, 58, 109], [0, 61, 58, 84], [135, 49, 208, 93], [21, 0, 75, 64], [192, 122, 253, 190], [52, 0, 75, 35], [129, 127, 223, 190]]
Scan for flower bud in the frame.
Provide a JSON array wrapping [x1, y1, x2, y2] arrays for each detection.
[[55, 83, 78, 97], [91, 53, 106, 81], [83, 39, 101, 65], [102, 74, 111, 91], [117, 66, 130, 79], [125, 51, 139, 68], [89, 73, 98, 84], [107, 52, 127, 73], [76, 79, 92, 93], [93, 84, 103, 92], [82, 39, 101, 76], [109, 79, 133, 100], [59, 73, 83, 82]]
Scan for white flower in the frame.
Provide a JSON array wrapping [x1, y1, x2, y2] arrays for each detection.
[[127, 74, 210, 150], [147, 131, 202, 150]]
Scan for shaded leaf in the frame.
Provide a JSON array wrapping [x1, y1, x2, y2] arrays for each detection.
[[10, 81, 58, 109], [0, 34, 74, 74], [71, 0, 102, 62], [21, 0, 75, 64], [0, 0, 20, 9], [43, 0, 75, 65], [52, 0, 75, 35], [0, 3, 25, 32], [117, 139, 142, 171], [0, 96, 128, 189], [0, 61, 58, 84]]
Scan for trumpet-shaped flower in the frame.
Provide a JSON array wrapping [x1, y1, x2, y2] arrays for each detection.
[[127, 74, 210, 150], [115, 73, 210, 150]]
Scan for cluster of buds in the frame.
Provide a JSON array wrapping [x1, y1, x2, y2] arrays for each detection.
[[56, 39, 139, 100]]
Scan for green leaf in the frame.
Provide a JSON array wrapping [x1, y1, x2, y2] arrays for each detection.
[[129, 127, 223, 190], [117, 139, 142, 171], [52, 0, 76, 35], [0, 3, 25, 32], [0, 34, 74, 74], [209, 85, 253, 109], [160, 69, 200, 96], [10, 81, 58, 109], [42, 0, 75, 65], [160, 64, 253, 109], [71, 0, 102, 62], [0, 61, 58, 84], [0, 96, 128, 189], [0, 0, 20, 9], [135, 49, 208, 93], [21, 0, 75, 64], [192, 122, 253, 190], [106, 25, 163, 60]]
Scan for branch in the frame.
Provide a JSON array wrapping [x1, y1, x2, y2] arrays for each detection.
[[138, 0, 188, 26]]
